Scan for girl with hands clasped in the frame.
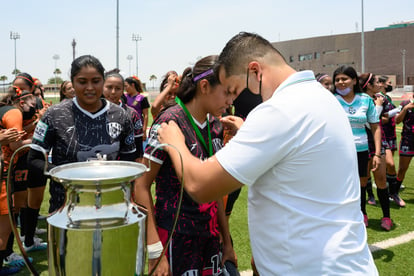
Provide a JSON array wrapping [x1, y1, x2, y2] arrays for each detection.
[[134, 55, 236, 276]]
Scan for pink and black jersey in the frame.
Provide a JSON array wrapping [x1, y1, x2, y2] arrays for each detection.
[[32, 98, 136, 165], [376, 92, 397, 141], [399, 100, 414, 137], [120, 102, 143, 138], [144, 104, 223, 237]]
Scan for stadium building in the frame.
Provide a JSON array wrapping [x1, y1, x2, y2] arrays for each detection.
[[272, 21, 414, 88]]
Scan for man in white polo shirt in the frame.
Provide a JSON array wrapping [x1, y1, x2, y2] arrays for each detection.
[[157, 32, 378, 275]]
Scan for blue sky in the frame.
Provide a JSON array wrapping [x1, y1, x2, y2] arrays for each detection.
[[0, 0, 413, 88]]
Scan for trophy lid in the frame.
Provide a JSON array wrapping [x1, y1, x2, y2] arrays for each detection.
[[49, 161, 148, 191]]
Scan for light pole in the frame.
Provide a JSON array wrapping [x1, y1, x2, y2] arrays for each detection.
[[72, 39, 77, 61], [10, 31, 20, 76], [361, 0, 365, 73], [127, 55, 133, 76], [53, 54, 60, 94], [132, 33, 142, 76], [401, 49, 406, 87], [116, 0, 120, 68]]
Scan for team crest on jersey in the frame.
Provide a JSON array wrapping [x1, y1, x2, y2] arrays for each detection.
[[107, 122, 122, 139], [348, 106, 356, 114], [125, 133, 135, 145]]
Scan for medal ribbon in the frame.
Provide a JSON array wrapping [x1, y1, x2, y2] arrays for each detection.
[[175, 97, 213, 156]]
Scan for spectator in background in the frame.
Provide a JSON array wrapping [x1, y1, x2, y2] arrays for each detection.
[[125, 76, 150, 145], [359, 72, 393, 231], [0, 87, 37, 273], [378, 76, 402, 199], [59, 81, 75, 102], [333, 66, 382, 228], [150, 71, 180, 119], [315, 72, 333, 92], [103, 69, 143, 162], [394, 95, 414, 207]]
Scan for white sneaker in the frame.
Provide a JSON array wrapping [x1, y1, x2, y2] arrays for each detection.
[[23, 240, 47, 252], [35, 228, 47, 235], [20, 235, 44, 243], [4, 252, 33, 267]]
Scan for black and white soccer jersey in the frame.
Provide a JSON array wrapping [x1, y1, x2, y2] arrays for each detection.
[[32, 98, 136, 165]]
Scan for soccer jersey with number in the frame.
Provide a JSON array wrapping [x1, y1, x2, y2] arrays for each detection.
[[32, 98, 136, 165], [144, 104, 223, 237], [335, 93, 379, 152]]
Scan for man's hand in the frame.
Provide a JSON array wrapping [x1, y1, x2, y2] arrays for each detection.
[[220, 116, 244, 137], [157, 121, 185, 150]]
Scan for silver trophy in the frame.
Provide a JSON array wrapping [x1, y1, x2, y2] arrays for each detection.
[[47, 160, 148, 276], [7, 144, 182, 275]]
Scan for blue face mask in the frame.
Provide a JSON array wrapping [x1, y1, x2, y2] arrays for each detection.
[[336, 87, 352, 96]]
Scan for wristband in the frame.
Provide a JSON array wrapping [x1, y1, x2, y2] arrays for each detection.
[[374, 154, 382, 158], [147, 241, 163, 259]]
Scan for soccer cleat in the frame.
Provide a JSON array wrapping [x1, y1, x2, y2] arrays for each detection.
[[0, 266, 21, 275], [363, 214, 369, 227], [367, 196, 376, 205], [23, 240, 47, 252], [381, 217, 393, 231], [4, 253, 33, 267], [390, 194, 406, 207]]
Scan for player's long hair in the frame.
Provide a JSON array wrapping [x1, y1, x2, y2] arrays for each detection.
[[176, 55, 219, 104]]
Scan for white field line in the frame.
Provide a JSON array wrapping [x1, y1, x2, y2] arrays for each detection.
[[239, 232, 414, 275], [369, 231, 414, 253]]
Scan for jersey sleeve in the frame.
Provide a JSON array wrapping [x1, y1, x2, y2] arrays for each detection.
[[143, 111, 175, 164], [32, 108, 54, 153], [141, 97, 150, 110], [129, 107, 143, 137], [119, 110, 137, 155], [366, 96, 380, 123], [2, 109, 24, 131]]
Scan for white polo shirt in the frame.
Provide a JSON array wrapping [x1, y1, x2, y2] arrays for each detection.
[[216, 70, 378, 275]]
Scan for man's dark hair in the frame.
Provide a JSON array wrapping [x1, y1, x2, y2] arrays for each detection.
[[218, 32, 286, 77]]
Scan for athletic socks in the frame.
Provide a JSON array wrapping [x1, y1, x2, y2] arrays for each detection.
[[366, 178, 374, 198], [19, 208, 27, 238], [396, 177, 403, 193], [23, 207, 40, 247], [361, 186, 367, 215], [0, 249, 6, 269], [377, 187, 391, 218], [387, 174, 398, 195]]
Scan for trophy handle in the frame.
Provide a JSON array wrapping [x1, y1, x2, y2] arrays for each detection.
[[6, 144, 48, 276]]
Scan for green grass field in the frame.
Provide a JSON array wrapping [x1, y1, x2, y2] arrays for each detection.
[[11, 97, 414, 275]]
